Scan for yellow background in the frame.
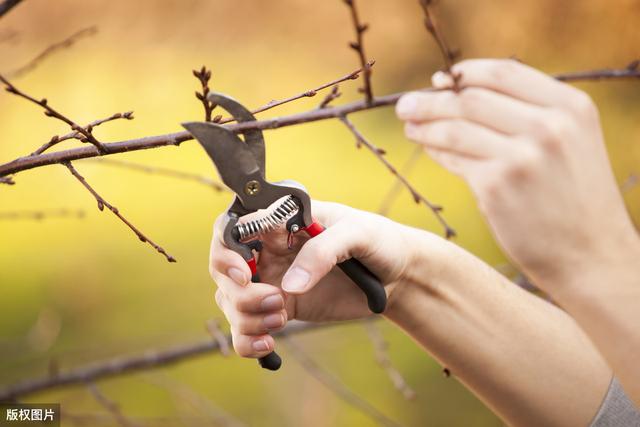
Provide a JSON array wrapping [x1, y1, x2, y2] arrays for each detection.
[[1, 0, 639, 425]]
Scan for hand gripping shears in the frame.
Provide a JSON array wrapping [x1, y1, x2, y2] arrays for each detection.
[[183, 93, 386, 371]]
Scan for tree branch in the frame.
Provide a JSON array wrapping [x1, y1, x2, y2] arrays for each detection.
[[84, 158, 227, 192], [0, 75, 109, 153], [193, 66, 216, 122], [340, 115, 455, 238], [63, 162, 176, 262], [7, 27, 97, 79], [418, 0, 460, 89], [284, 335, 403, 427], [86, 383, 139, 427], [0, 320, 350, 401], [0, 208, 84, 221], [0, 0, 24, 18], [343, 0, 374, 104], [3, 63, 634, 180]]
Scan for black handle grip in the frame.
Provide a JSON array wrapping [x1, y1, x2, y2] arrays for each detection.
[[251, 271, 283, 371], [337, 258, 387, 313]]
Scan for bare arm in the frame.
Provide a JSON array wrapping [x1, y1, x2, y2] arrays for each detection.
[[396, 58, 640, 404], [209, 202, 611, 426]]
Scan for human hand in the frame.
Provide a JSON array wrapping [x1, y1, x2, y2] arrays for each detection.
[[396, 59, 639, 288], [209, 200, 420, 360]]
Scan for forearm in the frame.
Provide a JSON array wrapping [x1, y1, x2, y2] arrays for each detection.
[[544, 235, 640, 406], [385, 229, 611, 427]]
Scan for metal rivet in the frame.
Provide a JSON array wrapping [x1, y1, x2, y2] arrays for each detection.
[[244, 180, 261, 196]]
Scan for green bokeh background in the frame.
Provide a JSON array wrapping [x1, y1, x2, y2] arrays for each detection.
[[1, 0, 639, 426]]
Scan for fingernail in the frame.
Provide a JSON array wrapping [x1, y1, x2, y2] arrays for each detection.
[[263, 313, 284, 330], [261, 294, 284, 311], [252, 339, 269, 352], [432, 70, 453, 88], [396, 94, 418, 118], [228, 267, 247, 285], [282, 267, 311, 292]]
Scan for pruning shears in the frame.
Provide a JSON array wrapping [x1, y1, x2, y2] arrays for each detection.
[[183, 93, 386, 371]]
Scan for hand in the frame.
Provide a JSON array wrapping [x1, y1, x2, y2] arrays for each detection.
[[396, 58, 639, 288], [209, 201, 422, 360]]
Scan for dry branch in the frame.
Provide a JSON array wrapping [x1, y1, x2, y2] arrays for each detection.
[[7, 27, 97, 79], [86, 383, 139, 427], [340, 115, 456, 238], [31, 111, 134, 156], [0, 208, 84, 221], [85, 158, 227, 192], [0, 74, 109, 153], [418, 0, 460, 90], [284, 335, 403, 427], [63, 162, 176, 262], [2, 64, 634, 179], [0, 321, 348, 401], [193, 66, 216, 122], [0, 176, 15, 185], [343, 0, 374, 104], [318, 85, 342, 109], [363, 320, 416, 400], [0, 0, 24, 18]]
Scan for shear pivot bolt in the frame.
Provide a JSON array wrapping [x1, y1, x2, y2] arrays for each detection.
[[290, 224, 300, 233], [244, 180, 261, 196]]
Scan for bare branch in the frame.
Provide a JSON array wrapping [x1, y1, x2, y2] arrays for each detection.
[[343, 0, 374, 104], [555, 60, 640, 82], [0, 176, 15, 185], [0, 208, 84, 221], [193, 66, 216, 122], [340, 115, 455, 238], [7, 27, 97, 79], [0, 74, 109, 153], [84, 158, 227, 192], [1, 64, 632, 179], [0, 0, 24, 19], [86, 382, 139, 427], [284, 335, 403, 427], [418, 0, 460, 90], [363, 319, 415, 400], [377, 146, 423, 216], [63, 161, 176, 262], [31, 111, 134, 156], [0, 321, 347, 401], [318, 85, 342, 109], [205, 318, 231, 357]]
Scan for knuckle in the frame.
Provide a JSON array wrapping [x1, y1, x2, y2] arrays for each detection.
[[459, 89, 484, 116], [569, 90, 597, 117], [233, 339, 252, 358], [487, 59, 517, 82], [235, 315, 258, 335], [505, 143, 543, 179]]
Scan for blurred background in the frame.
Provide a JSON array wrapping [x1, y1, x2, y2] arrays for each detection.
[[1, 0, 639, 425]]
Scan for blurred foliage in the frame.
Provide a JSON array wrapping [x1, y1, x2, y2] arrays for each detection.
[[0, 0, 639, 426]]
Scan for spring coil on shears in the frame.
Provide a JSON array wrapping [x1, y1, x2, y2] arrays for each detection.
[[234, 195, 300, 241]]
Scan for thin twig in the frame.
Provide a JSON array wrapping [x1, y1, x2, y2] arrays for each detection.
[[205, 318, 231, 356], [418, 0, 460, 90], [63, 161, 176, 262], [31, 111, 134, 156], [0, 208, 84, 221], [0, 321, 348, 401], [84, 158, 227, 192], [193, 66, 216, 122], [363, 319, 415, 400], [343, 0, 374, 104], [0, 0, 24, 18], [284, 335, 403, 427], [0, 74, 109, 153], [0, 176, 15, 185], [7, 27, 97, 78], [555, 60, 640, 82], [86, 382, 139, 427], [377, 146, 423, 216], [318, 85, 342, 109], [2, 64, 634, 178], [340, 115, 455, 238]]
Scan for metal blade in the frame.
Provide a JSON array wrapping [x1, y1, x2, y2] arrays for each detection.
[[182, 121, 261, 196]]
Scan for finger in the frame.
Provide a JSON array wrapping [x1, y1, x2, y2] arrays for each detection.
[[213, 274, 285, 314], [231, 330, 276, 358], [210, 215, 254, 289], [232, 309, 288, 335], [432, 58, 578, 109], [281, 220, 371, 294], [396, 88, 547, 136], [404, 119, 516, 159]]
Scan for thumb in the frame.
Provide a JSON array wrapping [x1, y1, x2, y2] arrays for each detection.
[[281, 221, 366, 294]]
